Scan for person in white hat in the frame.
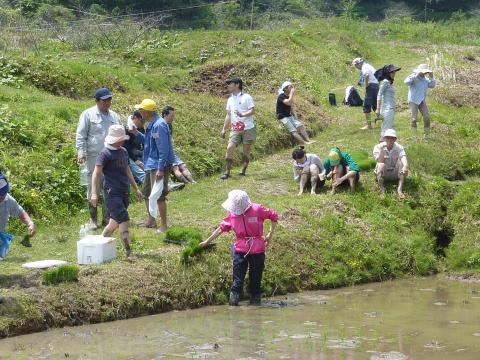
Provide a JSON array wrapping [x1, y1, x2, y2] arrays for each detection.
[[200, 190, 278, 306], [91, 125, 143, 259], [352, 58, 379, 130], [372, 129, 409, 199], [404, 64, 436, 138], [276, 81, 314, 144]]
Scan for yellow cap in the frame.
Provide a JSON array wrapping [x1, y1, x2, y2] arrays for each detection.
[[135, 99, 157, 111]]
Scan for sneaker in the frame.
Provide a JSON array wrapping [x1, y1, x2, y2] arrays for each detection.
[[229, 291, 240, 306], [239, 172, 246, 177], [360, 125, 372, 130], [168, 182, 185, 192], [249, 294, 261, 305], [220, 173, 230, 180]]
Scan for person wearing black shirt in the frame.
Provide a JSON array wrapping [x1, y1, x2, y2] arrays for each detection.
[[124, 110, 146, 184], [276, 81, 314, 145]]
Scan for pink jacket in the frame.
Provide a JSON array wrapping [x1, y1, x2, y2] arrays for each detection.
[[220, 203, 279, 254]]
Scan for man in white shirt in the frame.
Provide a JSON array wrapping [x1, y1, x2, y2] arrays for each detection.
[[220, 78, 256, 180], [76, 88, 120, 228], [353, 58, 379, 130], [373, 129, 409, 199]]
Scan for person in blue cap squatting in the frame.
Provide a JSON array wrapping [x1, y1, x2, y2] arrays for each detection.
[[0, 174, 36, 262]]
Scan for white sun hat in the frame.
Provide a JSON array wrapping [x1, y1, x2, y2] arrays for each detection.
[[383, 129, 397, 138], [278, 81, 293, 95], [222, 190, 252, 215], [413, 64, 432, 74], [105, 124, 129, 145]]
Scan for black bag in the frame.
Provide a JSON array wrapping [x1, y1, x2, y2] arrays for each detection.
[[344, 87, 363, 106], [328, 93, 337, 106]]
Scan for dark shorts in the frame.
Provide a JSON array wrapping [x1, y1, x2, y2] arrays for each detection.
[[142, 169, 169, 201], [363, 83, 379, 113], [105, 189, 130, 224]]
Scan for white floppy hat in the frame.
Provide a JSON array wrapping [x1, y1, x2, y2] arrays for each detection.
[[105, 124, 129, 145], [413, 64, 432, 74], [222, 190, 252, 215], [352, 57, 364, 66], [383, 129, 397, 138], [278, 81, 293, 95]]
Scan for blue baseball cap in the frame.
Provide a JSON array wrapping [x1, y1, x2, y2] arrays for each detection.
[[0, 174, 9, 196], [94, 87, 112, 100]]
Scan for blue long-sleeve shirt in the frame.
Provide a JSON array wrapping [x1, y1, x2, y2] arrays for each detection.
[[143, 114, 175, 171], [404, 73, 436, 105]]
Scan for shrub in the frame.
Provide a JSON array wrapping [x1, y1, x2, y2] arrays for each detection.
[[42, 265, 80, 285]]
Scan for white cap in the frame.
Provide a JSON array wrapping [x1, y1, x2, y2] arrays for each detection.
[[383, 129, 397, 138], [278, 81, 293, 95], [221, 190, 252, 215], [352, 57, 364, 66], [413, 64, 432, 74]]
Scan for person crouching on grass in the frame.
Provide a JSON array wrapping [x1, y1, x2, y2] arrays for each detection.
[[200, 190, 278, 306], [292, 146, 326, 196], [323, 147, 360, 195], [91, 125, 143, 259]]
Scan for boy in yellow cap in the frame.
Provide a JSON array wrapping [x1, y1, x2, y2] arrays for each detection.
[[323, 147, 360, 194]]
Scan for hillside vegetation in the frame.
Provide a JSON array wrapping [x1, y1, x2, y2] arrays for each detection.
[[1, 18, 480, 338]]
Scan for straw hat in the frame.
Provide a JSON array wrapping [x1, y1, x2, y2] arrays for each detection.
[[222, 190, 252, 215], [105, 125, 129, 145]]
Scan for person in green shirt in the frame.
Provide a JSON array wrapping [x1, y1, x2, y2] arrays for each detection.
[[323, 147, 360, 194]]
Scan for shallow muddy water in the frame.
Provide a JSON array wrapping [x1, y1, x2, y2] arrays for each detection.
[[1, 276, 480, 359]]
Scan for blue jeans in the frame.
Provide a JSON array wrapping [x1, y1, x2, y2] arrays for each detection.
[[129, 158, 145, 184], [232, 252, 265, 296]]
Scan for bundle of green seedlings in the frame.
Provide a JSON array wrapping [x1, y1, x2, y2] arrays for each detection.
[[350, 150, 376, 171], [164, 226, 214, 265], [42, 264, 80, 285]]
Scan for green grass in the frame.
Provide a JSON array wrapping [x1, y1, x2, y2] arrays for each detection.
[[1, 17, 480, 337]]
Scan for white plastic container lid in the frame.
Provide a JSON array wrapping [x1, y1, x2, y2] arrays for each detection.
[[22, 260, 67, 269], [78, 235, 116, 245]]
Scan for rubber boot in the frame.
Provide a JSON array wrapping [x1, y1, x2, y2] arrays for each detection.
[[229, 291, 240, 306], [411, 127, 417, 138], [88, 203, 98, 229], [423, 127, 430, 140], [249, 293, 261, 306]]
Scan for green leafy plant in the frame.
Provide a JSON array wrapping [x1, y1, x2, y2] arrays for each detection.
[[42, 265, 80, 285]]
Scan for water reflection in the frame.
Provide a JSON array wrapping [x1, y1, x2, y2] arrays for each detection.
[[0, 276, 479, 359]]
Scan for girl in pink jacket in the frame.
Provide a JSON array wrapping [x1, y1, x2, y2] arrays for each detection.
[[200, 190, 278, 306]]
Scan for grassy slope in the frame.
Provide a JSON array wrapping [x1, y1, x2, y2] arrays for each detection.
[[1, 18, 480, 337]]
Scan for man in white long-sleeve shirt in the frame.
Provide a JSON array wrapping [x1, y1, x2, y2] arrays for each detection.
[[75, 88, 120, 228], [404, 64, 436, 138]]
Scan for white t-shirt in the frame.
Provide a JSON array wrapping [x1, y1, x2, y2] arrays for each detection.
[[226, 92, 255, 131], [362, 63, 379, 85], [373, 142, 406, 170]]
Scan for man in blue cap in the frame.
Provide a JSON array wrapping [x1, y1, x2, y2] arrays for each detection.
[[76, 88, 120, 229], [0, 173, 36, 261]]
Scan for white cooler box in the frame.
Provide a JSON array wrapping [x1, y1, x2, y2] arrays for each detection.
[[77, 235, 117, 265]]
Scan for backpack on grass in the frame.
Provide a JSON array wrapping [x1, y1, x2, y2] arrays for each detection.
[[343, 86, 363, 106]]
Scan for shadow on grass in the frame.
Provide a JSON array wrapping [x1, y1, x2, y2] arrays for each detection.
[[0, 273, 39, 289]]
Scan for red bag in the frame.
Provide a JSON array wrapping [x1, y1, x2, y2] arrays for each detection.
[[231, 121, 245, 132]]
